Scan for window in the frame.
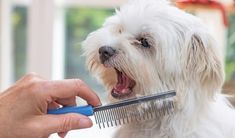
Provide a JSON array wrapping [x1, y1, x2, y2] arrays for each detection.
[[226, 14, 235, 81], [12, 6, 27, 81], [0, 1, 28, 90], [65, 8, 114, 102], [223, 12, 235, 99]]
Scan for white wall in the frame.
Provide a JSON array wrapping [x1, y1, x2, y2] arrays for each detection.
[[196, 9, 227, 60], [27, 0, 55, 79], [0, 0, 14, 91]]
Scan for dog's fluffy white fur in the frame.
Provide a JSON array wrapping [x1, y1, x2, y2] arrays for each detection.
[[82, 0, 235, 137]]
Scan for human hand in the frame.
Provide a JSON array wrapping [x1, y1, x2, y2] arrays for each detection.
[[0, 73, 101, 138]]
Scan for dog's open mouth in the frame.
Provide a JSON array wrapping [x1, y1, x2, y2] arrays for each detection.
[[111, 68, 136, 99]]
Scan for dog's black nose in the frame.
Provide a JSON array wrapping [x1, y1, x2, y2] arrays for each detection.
[[99, 46, 116, 63]]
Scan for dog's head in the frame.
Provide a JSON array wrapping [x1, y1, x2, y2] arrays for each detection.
[[82, 0, 224, 105]]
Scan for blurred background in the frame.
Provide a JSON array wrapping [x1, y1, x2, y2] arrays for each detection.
[[0, 0, 234, 137]]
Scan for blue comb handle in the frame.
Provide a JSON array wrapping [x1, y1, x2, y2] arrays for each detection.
[[47, 105, 94, 116]]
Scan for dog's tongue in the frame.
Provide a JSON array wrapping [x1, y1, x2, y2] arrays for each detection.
[[114, 72, 130, 93], [112, 69, 135, 98]]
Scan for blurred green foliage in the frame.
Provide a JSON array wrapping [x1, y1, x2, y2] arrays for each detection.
[[65, 8, 114, 96], [12, 7, 27, 81], [226, 14, 235, 81]]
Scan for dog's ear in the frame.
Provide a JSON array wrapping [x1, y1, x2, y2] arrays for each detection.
[[186, 34, 224, 97]]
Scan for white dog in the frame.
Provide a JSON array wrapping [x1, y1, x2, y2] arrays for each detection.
[[82, 0, 235, 137]]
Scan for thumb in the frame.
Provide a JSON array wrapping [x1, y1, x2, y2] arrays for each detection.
[[39, 113, 92, 135]]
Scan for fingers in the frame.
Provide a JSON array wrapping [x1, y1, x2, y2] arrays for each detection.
[[43, 79, 101, 106], [48, 98, 77, 109], [17, 72, 44, 84], [48, 101, 60, 109], [58, 131, 68, 138], [37, 114, 92, 135], [17, 73, 101, 107], [55, 97, 77, 107]]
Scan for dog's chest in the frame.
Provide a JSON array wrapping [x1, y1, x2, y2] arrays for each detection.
[[114, 119, 169, 138]]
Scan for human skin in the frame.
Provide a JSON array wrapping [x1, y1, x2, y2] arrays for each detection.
[[0, 73, 101, 138]]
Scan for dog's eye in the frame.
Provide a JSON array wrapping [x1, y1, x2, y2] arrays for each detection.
[[139, 38, 150, 48]]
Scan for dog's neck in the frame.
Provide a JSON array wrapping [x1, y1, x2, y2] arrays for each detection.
[[120, 87, 215, 137]]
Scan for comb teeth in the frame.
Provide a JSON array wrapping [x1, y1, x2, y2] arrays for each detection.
[[94, 98, 175, 128]]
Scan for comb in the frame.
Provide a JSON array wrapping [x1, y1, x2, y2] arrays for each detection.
[[48, 90, 176, 128]]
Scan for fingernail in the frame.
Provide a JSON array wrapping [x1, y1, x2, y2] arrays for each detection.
[[79, 118, 92, 128], [58, 132, 68, 138]]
